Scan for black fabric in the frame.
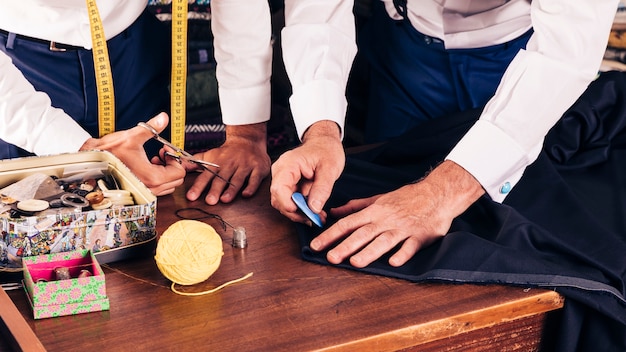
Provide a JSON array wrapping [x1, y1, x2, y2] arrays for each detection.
[[296, 71, 626, 351]]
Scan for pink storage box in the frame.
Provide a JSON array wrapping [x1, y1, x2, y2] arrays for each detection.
[[22, 249, 109, 319]]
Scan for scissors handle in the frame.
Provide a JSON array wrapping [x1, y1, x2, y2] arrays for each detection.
[[138, 122, 190, 157]]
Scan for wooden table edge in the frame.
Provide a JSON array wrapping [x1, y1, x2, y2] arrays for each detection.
[[316, 289, 564, 352], [0, 287, 47, 352]]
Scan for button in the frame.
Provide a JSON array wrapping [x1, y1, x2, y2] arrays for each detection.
[[91, 198, 112, 210], [500, 182, 512, 194], [17, 199, 49, 212], [60, 193, 90, 208]]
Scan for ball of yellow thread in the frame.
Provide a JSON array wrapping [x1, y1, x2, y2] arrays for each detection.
[[155, 220, 224, 286]]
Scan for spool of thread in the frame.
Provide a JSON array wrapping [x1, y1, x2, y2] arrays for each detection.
[[154, 220, 224, 286]]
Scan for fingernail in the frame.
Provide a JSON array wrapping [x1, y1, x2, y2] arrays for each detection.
[[206, 195, 217, 205], [157, 114, 166, 127], [310, 239, 320, 250], [220, 193, 233, 203]]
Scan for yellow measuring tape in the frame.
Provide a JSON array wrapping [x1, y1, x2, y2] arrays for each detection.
[[86, 0, 115, 137], [170, 0, 188, 150], [86, 1, 187, 145]]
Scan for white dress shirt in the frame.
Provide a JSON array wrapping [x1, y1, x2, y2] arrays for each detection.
[[281, 0, 619, 202]]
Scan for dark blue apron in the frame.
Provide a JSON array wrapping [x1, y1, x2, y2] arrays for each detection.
[[0, 10, 171, 159], [360, 1, 532, 143]]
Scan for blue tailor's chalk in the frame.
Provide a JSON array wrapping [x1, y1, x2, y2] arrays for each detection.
[[291, 192, 323, 228]]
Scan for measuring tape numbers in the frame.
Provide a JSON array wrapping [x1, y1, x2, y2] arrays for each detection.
[[170, 0, 188, 150], [86, 0, 187, 145], [86, 0, 115, 137]]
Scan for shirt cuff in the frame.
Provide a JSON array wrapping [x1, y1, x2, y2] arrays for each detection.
[[218, 84, 271, 125], [289, 79, 347, 141], [445, 120, 536, 203]]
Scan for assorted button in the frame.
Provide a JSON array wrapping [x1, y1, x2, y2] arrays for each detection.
[[16, 199, 50, 212], [2, 174, 135, 218]]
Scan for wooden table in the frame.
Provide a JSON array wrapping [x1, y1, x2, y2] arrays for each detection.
[[3, 177, 564, 351]]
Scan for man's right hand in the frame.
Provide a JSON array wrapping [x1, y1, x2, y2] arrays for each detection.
[[80, 112, 186, 196], [270, 120, 345, 226]]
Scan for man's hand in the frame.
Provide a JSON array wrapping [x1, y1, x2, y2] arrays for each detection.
[[309, 160, 485, 268], [270, 120, 345, 225], [184, 123, 271, 205], [80, 112, 186, 196]]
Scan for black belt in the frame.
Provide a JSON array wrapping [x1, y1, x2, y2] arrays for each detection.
[[0, 29, 82, 51]]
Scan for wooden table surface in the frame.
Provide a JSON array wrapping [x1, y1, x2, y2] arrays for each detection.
[[3, 177, 564, 352]]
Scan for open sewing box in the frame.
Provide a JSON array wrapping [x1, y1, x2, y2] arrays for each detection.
[[21, 249, 110, 319], [0, 151, 157, 273]]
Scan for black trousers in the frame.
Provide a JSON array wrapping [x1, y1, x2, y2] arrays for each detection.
[[297, 71, 626, 351]]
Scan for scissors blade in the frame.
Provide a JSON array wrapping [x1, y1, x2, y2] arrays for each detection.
[[163, 151, 234, 187], [139, 122, 236, 187]]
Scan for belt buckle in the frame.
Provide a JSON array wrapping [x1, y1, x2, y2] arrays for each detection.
[[49, 41, 66, 52]]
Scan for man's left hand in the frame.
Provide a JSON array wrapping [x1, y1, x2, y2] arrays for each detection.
[[310, 160, 485, 268], [184, 123, 271, 205]]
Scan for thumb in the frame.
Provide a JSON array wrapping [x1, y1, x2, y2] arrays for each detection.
[[307, 172, 336, 214], [134, 112, 169, 143], [146, 112, 170, 133]]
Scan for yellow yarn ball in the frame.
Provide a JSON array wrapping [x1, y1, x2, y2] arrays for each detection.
[[155, 220, 224, 286]]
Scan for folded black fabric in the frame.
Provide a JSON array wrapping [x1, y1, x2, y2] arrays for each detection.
[[296, 71, 626, 351]]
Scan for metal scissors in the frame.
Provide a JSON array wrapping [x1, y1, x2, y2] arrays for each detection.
[[138, 122, 235, 187]]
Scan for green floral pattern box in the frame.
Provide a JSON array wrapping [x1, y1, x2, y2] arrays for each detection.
[[22, 249, 109, 319]]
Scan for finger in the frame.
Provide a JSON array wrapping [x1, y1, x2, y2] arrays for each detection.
[[270, 161, 301, 214], [219, 167, 246, 204], [204, 171, 231, 205], [239, 168, 265, 199], [349, 230, 404, 268], [306, 165, 339, 214], [161, 153, 187, 175], [148, 174, 185, 196], [150, 186, 176, 196], [150, 155, 164, 166], [130, 112, 169, 145], [329, 198, 374, 218], [142, 169, 185, 193], [325, 222, 379, 265], [220, 161, 268, 202], [388, 236, 421, 267], [145, 112, 170, 134], [310, 211, 366, 253], [186, 169, 215, 201]]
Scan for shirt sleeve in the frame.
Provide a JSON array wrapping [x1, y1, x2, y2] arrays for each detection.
[[0, 51, 90, 156], [210, 0, 273, 126], [446, 0, 619, 202], [281, 0, 358, 140]]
